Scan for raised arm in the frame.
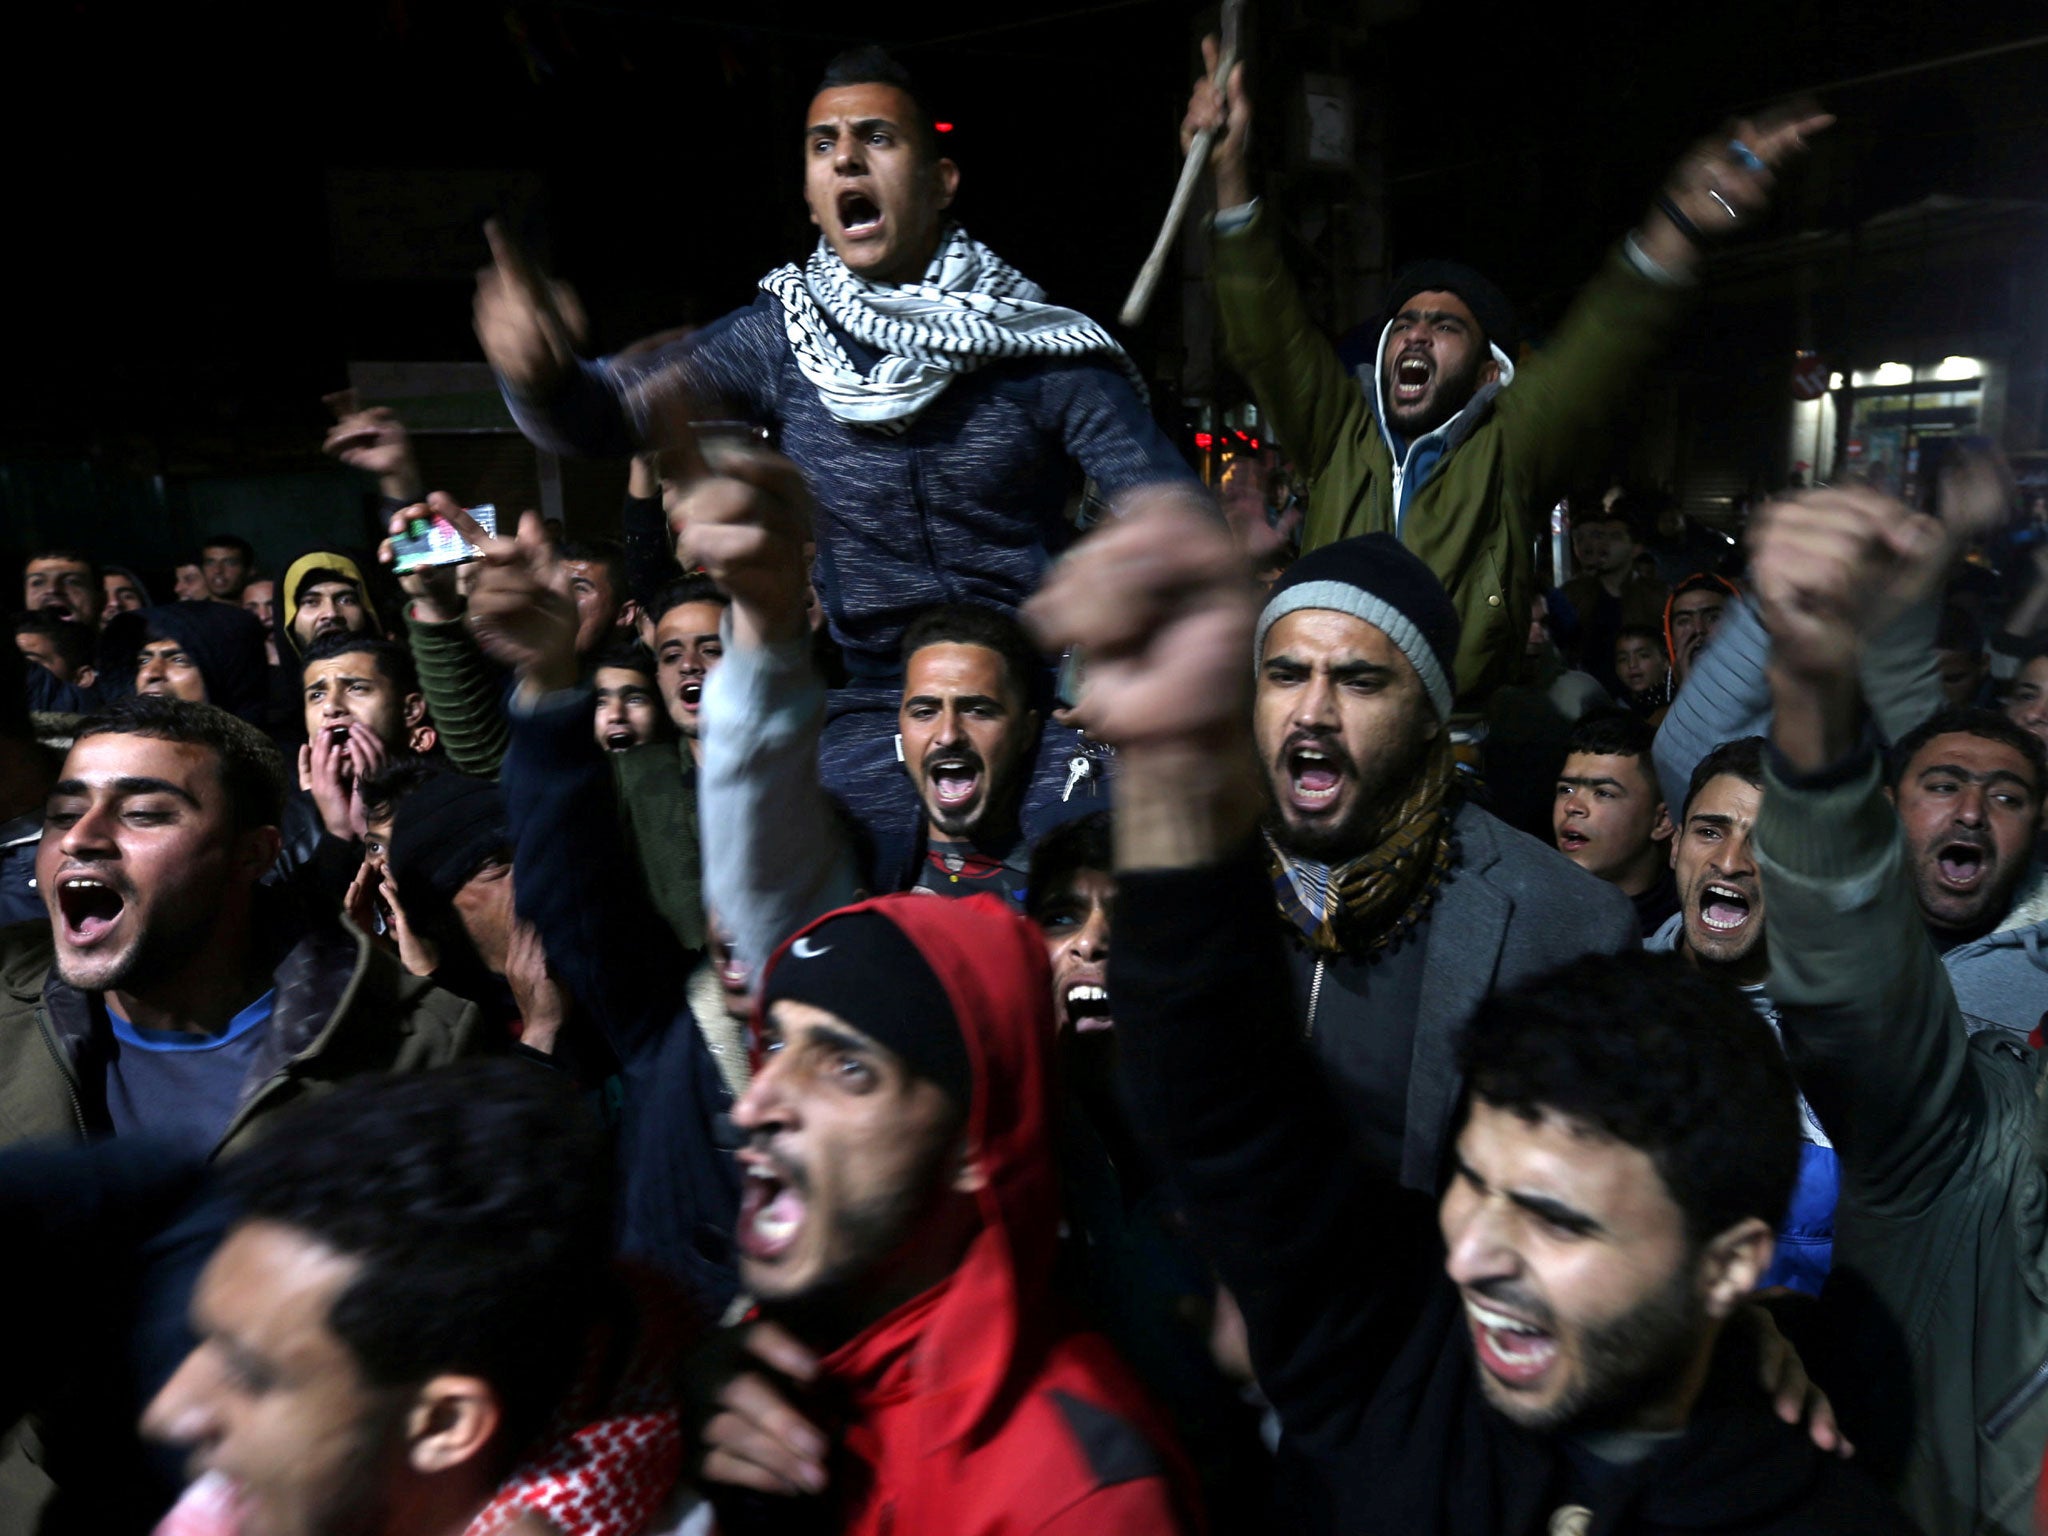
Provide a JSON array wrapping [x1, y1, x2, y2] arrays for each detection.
[[673, 440, 861, 978], [1027, 493, 1440, 1452], [1749, 485, 1977, 1206]]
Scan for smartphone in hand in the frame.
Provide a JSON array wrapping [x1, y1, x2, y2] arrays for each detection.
[[390, 504, 498, 574]]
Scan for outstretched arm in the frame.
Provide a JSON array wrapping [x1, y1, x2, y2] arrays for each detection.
[[1749, 485, 1978, 1205]]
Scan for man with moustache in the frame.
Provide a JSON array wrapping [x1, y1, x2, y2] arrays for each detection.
[[291, 631, 438, 857], [22, 548, 100, 635], [1641, 735, 1837, 1296], [1182, 41, 1826, 705], [1243, 532, 1636, 1188], [1748, 482, 2048, 1533], [478, 45, 1200, 843], [1025, 499, 1897, 1536]]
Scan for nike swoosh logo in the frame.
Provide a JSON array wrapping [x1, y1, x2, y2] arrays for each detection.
[[791, 936, 832, 960]]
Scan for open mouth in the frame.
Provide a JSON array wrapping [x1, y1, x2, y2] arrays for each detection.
[[1934, 840, 1988, 892], [1392, 352, 1432, 405], [837, 188, 883, 239], [1284, 744, 1346, 813], [927, 755, 984, 809], [603, 728, 638, 753], [55, 874, 127, 948], [1697, 882, 1752, 932], [1558, 827, 1589, 852], [1465, 1295, 1559, 1388], [1062, 979, 1114, 1034], [737, 1158, 807, 1263], [676, 680, 703, 713]]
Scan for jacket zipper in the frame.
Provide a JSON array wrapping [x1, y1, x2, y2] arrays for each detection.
[[1983, 1348, 2048, 1440], [1303, 956, 1325, 1039], [905, 446, 957, 603], [35, 1006, 86, 1138]]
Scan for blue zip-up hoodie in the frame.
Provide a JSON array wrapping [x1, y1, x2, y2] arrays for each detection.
[[1646, 913, 1838, 1296], [503, 290, 1197, 682]]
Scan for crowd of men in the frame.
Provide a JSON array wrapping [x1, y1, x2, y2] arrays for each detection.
[[2, 38, 2045, 1536]]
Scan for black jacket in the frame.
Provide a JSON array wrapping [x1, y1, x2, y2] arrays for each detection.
[[1111, 851, 1917, 1536], [501, 686, 740, 1314]]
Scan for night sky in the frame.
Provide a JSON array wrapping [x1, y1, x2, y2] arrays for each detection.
[[5, 0, 2045, 466]]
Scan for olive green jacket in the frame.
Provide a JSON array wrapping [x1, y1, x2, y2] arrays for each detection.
[[1213, 209, 1694, 705], [0, 917, 484, 1159], [1755, 750, 2048, 1536]]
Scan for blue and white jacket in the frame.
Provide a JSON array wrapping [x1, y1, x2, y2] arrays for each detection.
[[503, 291, 1198, 682], [1647, 914, 1838, 1297]]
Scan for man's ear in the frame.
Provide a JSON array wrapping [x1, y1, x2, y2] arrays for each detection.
[[934, 157, 960, 210], [616, 599, 642, 633], [404, 692, 429, 731], [1651, 801, 1674, 844], [239, 825, 283, 876], [405, 1376, 502, 1476], [75, 665, 97, 690], [411, 723, 439, 756], [951, 1141, 987, 1196], [1478, 353, 1502, 387], [1696, 1216, 1775, 1319]]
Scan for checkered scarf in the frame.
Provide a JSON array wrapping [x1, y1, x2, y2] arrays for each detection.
[[760, 223, 1146, 433]]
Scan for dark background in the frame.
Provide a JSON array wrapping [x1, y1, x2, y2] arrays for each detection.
[[4, 0, 2046, 569]]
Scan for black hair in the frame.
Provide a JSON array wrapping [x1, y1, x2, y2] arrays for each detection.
[[815, 45, 937, 158], [1935, 603, 1985, 657], [25, 548, 96, 582], [648, 574, 730, 627], [1026, 810, 1114, 923], [75, 696, 287, 831], [292, 565, 363, 608], [1564, 711, 1662, 802], [591, 637, 659, 681], [13, 610, 96, 673], [1887, 705, 2047, 800], [201, 534, 255, 564], [900, 602, 1045, 712], [220, 1061, 614, 1462], [1681, 735, 1764, 824], [557, 539, 629, 605], [1670, 572, 1735, 604], [356, 756, 443, 825], [1459, 951, 1801, 1247], [300, 630, 420, 699], [1614, 622, 1667, 655]]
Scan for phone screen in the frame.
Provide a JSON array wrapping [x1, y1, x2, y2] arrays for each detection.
[[390, 504, 497, 574]]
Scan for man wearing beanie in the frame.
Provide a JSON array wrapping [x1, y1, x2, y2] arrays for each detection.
[[1183, 42, 1827, 705], [698, 892, 1200, 1534], [1254, 532, 1636, 1189]]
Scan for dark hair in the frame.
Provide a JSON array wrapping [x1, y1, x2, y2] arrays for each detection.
[[300, 630, 420, 699], [1682, 735, 1765, 823], [13, 610, 95, 673], [1614, 623, 1667, 655], [1565, 712, 1661, 801], [901, 602, 1045, 711], [221, 1061, 614, 1461], [591, 637, 659, 681], [1888, 705, 2047, 800], [292, 565, 362, 608], [816, 45, 936, 157], [75, 696, 287, 831], [1935, 603, 1984, 657], [557, 539, 628, 605], [26, 548, 96, 582], [648, 574, 730, 627], [356, 756, 443, 825], [201, 534, 255, 564], [1670, 572, 1734, 605], [1026, 810, 1114, 923], [1459, 951, 1801, 1246]]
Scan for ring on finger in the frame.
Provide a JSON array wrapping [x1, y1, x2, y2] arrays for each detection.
[[1708, 189, 1739, 220]]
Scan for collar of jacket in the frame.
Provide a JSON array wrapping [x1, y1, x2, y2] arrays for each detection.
[[36, 916, 380, 1110], [1363, 316, 1518, 473], [1987, 860, 2048, 943]]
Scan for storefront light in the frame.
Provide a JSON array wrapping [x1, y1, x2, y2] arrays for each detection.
[[1872, 362, 1912, 386], [1933, 355, 1982, 381], [1828, 372, 1844, 391]]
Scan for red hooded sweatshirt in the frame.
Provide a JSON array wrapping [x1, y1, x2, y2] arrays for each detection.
[[745, 892, 1203, 1536]]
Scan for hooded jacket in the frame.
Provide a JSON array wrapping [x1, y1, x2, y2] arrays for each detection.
[[103, 602, 273, 725], [1212, 206, 1695, 706], [744, 893, 1201, 1536], [273, 547, 384, 667], [1939, 860, 2048, 1041]]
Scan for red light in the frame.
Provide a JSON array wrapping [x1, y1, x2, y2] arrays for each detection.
[[1194, 432, 1214, 450], [934, 122, 954, 133]]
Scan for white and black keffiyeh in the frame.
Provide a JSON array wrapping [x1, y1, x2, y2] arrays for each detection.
[[760, 224, 1146, 433]]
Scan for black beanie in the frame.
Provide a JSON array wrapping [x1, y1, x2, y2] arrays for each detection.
[[1382, 259, 1520, 362], [388, 772, 509, 910], [1256, 533, 1462, 718], [761, 909, 971, 1106]]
